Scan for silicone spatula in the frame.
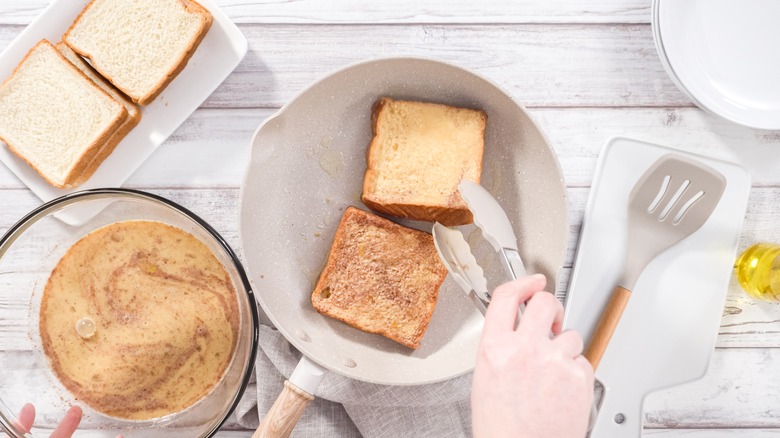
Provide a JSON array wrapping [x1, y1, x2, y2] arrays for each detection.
[[584, 154, 726, 370]]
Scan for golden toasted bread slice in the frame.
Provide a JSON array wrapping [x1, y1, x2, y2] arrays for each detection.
[[311, 206, 447, 349], [362, 97, 486, 226]]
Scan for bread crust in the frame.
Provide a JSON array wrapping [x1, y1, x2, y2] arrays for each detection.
[[0, 40, 127, 188], [73, 107, 141, 185], [361, 97, 486, 226], [311, 207, 447, 349], [49, 40, 128, 187], [361, 196, 473, 226], [63, 0, 213, 106], [136, 0, 212, 105], [55, 42, 142, 185]]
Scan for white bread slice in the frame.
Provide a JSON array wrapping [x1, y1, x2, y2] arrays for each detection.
[[0, 40, 127, 188], [63, 0, 213, 105], [362, 98, 486, 226], [55, 42, 141, 185]]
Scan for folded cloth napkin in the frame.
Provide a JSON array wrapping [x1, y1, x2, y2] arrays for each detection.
[[233, 325, 473, 437]]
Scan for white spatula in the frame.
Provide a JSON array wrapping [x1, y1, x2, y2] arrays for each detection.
[[584, 154, 726, 370]]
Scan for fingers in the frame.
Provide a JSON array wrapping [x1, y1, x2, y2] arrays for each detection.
[[517, 289, 564, 338], [574, 354, 595, 380], [51, 406, 82, 438], [16, 404, 84, 438], [483, 274, 546, 336], [552, 329, 584, 358], [16, 403, 35, 433]]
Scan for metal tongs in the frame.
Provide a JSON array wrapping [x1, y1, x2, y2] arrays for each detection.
[[433, 180, 598, 431], [432, 180, 527, 316]]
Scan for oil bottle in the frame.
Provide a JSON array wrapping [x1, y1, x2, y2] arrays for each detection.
[[735, 243, 780, 301]]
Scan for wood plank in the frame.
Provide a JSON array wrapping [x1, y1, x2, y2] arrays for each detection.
[[644, 348, 780, 428], [0, 189, 241, 245], [0, 23, 689, 108], [719, 283, 780, 348], [1, 187, 778, 270], [209, 23, 688, 108], [0, 0, 652, 25], [213, 0, 652, 25], [556, 267, 780, 350], [0, 108, 265, 190], [4, 348, 780, 429], [121, 106, 780, 189], [533, 108, 780, 188], [644, 430, 780, 437], [3, 267, 776, 350], [0, 2, 775, 433], [1, 188, 779, 350], [11, 425, 780, 436], [1, 107, 777, 191], [0, 429, 256, 437], [565, 186, 780, 271], [134, 107, 780, 189]]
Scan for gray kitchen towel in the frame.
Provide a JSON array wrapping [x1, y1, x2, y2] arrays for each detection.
[[233, 325, 473, 437]]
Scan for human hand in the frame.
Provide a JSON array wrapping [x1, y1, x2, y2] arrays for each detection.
[[14, 404, 123, 438], [15, 404, 82, 438], [471, 274, 594, 438]]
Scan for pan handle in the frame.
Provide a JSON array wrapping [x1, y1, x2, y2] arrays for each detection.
[[253, 356, 327, 438]]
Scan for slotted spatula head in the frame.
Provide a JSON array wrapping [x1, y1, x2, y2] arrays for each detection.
[[622, 154, 726, 289]]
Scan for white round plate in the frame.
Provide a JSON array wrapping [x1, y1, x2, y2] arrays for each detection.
[[655, 0, 780, 130]]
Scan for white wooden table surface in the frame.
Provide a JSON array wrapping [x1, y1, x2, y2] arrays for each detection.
[[2, 1, 780, 437]]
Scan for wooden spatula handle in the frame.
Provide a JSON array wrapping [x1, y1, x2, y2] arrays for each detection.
[[253, 380, 314, 438], [584, 286, 632, 370]]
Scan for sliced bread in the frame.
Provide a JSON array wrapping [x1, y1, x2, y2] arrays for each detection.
[[55, 42, 141, 185], [311, 207, 448, 349], [63, 0, 213, 105], [362, 97, 486, 226], [0, 40, 127, 188]]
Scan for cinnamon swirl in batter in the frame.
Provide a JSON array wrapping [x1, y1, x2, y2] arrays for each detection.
[[39, 221, 239, 420]]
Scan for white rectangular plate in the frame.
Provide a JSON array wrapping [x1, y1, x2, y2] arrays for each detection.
[[0, 0, 247, 202]]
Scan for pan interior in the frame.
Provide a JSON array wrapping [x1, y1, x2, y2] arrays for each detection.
[[239, 58, 568, 385]]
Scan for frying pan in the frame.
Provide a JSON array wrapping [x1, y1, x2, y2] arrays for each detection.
[[238, 57, 569, 436]]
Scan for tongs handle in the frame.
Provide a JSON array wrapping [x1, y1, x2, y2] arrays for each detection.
[[496, 248, 528, 319], [499, 248, 527, 280], [469, 291, 489, 315]]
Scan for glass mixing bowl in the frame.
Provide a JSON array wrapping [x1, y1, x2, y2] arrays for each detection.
[[0, 189, 258, 437]]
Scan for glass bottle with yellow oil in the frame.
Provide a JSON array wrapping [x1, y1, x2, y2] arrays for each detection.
[[735, 243, 780, 301]]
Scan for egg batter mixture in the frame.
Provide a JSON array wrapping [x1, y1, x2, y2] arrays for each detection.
[[39, 221, 239, 420]]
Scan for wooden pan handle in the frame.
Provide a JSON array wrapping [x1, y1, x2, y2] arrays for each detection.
[[253, 380, 314, 438], [584, 286, 632, 370]]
